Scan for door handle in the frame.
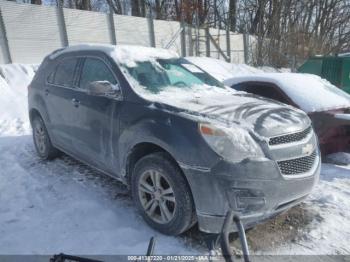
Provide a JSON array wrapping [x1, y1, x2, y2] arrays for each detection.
[[45, 89, 49, 96], [71, 98, 80, 108]]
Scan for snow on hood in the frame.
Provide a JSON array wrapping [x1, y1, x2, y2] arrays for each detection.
[[225, 73, 350, 113], [130, 82, 309, 138]]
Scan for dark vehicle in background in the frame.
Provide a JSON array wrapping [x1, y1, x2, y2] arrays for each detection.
[[28, 44, 320, 235], [224, 73, 350, 156]]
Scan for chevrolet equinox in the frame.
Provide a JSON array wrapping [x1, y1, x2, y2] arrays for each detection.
[[28, 44, 320, 235]]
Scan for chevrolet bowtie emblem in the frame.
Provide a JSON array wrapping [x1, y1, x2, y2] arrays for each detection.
[[302, 144, 314, 155]]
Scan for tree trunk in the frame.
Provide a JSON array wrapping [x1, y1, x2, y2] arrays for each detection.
[[229, 0, 237, 31], [131, 0, 140, 17], [31, 0, 42, 4]]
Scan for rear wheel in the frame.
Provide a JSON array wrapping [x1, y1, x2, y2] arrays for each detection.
[[132, 152, 195, 235], [32, 116, 60, 160]]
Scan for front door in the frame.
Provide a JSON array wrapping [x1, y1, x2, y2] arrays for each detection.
[[71, 57, 121, 172]]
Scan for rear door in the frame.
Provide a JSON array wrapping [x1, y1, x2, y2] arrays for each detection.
[[45, 56, 80, 152], [71, 56, 121, 172]]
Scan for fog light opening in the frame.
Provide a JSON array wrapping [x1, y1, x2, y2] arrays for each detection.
[[228, 189, 266, 213]]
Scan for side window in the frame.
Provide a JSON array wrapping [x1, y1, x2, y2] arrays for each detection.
[[53, 58, 78, 87], [233, 83, 289, 104], [47, 71, 55, 84], [79, 58, 117, 90]]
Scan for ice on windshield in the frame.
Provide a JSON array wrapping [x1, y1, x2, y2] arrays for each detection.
[[120, 58, 225, 94]]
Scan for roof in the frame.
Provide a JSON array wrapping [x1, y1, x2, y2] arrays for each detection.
[[49, 43, 179, 66], [224, 73, 288, 86]]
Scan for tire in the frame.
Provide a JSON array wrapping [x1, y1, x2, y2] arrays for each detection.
[[32, 116, 60, 160], [132, 152, 196, 235]]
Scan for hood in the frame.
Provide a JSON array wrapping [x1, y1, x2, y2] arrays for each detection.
[[147, 89, 311, 138]]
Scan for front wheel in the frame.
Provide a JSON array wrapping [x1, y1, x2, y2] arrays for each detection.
[[32, 116, 60, 160], [132, 152, 196, 235]]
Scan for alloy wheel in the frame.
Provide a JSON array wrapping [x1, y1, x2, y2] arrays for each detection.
[[138, 169, 176, 224], [34, 121, 47, 155]]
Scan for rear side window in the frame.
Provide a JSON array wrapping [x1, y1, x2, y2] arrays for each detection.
[[79, 58, 117, 90], [52, 58, 78, 87]]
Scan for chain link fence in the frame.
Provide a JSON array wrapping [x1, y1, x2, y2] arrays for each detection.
[[0, 0, 249, 65]]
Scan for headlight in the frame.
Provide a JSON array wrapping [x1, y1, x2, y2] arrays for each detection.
[[199, 123, 264, 162]]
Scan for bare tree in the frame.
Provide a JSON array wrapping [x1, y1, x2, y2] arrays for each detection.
[[228, 0, 237, 31]]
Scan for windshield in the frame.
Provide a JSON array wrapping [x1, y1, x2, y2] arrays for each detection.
[[122, 58, 225, 93]]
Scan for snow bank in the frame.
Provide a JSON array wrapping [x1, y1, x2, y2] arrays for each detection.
[[0, 64, 37, 135], [0, 136, 198, 255], [276, 162, 350, 255], [225, 73, 350, 112]]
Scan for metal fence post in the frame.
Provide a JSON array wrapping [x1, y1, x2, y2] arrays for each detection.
[[226, 27, 231, 62], [243, 33, 249, 64], [187, 26, 193, 56], [56, 0, 68, 47], [205, 26, 210, 57], [147, 11, 156, 47], [0, 8, 12, 64], [180, 20, 186, 57], [195, 28, 199, 56], [107, 7, 117, 45]]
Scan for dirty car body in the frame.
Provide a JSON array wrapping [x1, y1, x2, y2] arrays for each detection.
[[28, 45, 320, 234], [224, 73, 350, 156]]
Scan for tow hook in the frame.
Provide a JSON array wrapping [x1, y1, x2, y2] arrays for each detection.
[[220, 210, 250, 262]]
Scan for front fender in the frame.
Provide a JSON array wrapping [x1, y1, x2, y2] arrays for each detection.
[[117, 110, 219, 178]]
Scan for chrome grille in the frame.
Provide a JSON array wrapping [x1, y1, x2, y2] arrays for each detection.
[[269, 126, 312, 146], [277, 151, 316, 175]]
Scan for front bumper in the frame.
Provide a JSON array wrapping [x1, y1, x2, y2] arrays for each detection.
[[181, 153, 320, 233]]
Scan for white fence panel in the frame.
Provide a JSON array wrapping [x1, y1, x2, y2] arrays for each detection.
[[0, 1, 61, 64], [154, 19, 181, 53], [64, 8, 110, 45], [0, 0, 247, 65], [114, 14, 150, 46]]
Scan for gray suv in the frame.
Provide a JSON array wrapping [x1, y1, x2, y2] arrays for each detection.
[[28, 44, 320, 235]]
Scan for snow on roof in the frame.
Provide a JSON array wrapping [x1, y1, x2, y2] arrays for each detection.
[[49, 43, 179, 67], [224, 73, 350, 112]]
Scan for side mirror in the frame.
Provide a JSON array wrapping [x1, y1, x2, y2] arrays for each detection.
[[87, 81, 121, 98]]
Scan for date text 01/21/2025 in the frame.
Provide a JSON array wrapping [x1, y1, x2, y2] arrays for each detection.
[[127, 255, 219, 261]]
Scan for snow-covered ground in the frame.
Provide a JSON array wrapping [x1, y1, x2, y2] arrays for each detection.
[[0, 63, 349, 256]]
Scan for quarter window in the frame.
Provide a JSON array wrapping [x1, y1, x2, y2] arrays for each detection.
[[53, 58, 78, 87], [79, 58, 117, 90]]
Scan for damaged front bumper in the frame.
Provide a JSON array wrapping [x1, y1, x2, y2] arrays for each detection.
[[181, 154, 321, 234]]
